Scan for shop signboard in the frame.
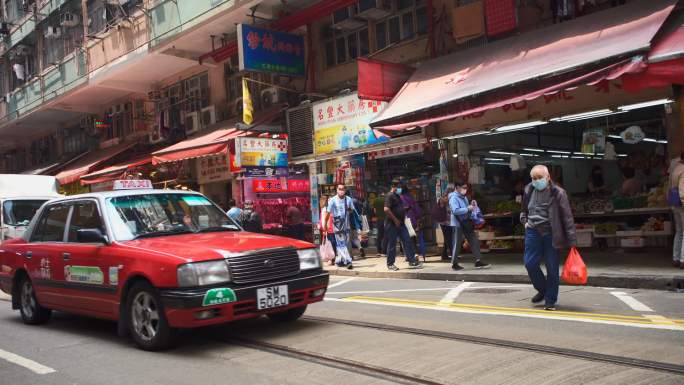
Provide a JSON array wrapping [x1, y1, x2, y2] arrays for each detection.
[[313, 92, 389, 156], [252, 179, 310, 193], [236, 137, 289, 177], [237, 24, 305, 77], [197, 153, 231, 185]]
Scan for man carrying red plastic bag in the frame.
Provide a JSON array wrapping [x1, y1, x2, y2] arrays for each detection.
[[520, 165, 584, 311]]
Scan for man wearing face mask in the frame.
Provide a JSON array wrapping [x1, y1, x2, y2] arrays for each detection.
[[520, 165, 577, 311], [384, 179, 423, 271], [449, 181, 490, 271]]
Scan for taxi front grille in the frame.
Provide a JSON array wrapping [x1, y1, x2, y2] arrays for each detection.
[[227, 248, 300, 285]]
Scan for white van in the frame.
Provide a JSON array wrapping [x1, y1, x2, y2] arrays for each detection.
[[0, 174, 62, 242]]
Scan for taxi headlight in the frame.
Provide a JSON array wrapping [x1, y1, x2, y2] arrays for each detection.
[[297, 248, 321, 270], [177, 260, 231, 287]]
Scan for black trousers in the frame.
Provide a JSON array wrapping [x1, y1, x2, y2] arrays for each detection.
[[440, 224, 453, 260], [377, 220, 386, 254]]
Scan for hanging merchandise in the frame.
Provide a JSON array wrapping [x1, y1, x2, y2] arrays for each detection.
[[509, 155, 527, 171], [457, 140, 470, 156], [620, 125, 645, 144], [12, 63, 24, 80], [484, 0, 517, 37], [253, 197, 311, 230], [603, 141, 616, 160], [581, 128, 606, 154], [468, 159, 485, 185]]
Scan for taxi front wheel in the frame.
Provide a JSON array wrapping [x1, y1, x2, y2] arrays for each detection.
[[267, 305, 307, 322], [126, 282, 177, 351], [19, 278, 52, 325]]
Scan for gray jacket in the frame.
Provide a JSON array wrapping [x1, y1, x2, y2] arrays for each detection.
[[520, 183, 577, 249]]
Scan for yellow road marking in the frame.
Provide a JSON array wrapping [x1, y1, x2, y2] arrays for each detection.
[[344, 296, 684, 326]]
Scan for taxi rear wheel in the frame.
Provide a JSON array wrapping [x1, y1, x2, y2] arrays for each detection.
[[267, 305, 307, 322], [127, 282, 176, 351], [19, 278, 52, 325]]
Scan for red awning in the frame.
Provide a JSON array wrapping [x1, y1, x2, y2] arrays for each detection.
[[357, 58, 415, 101], [152, 126, 250, 165], [649, 11, 684, 63], [54, 142, 137, 185], [80, 157, 152, 186], [371, 0, 675, 129]]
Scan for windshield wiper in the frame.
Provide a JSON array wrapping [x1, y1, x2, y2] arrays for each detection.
[[133, 229, 194, 239], [197, 226, 240, 233]]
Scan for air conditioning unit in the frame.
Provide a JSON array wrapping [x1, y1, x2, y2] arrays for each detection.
[[0, 23, 10, 35], [261, 87, 286, 109], [184, 111, 199, 135], [357, 0, 392, 20], [44, 26, 61, 39], [201, 105, 216, 127], [60, 12, 79, 28], [332, 6, 366, 31]]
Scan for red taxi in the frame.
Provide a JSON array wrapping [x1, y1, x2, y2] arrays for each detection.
[[0, 186, 328, 350]]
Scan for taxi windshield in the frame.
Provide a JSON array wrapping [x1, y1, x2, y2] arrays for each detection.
[[105, 193, 240, 241], [2, 200, 47, 226]]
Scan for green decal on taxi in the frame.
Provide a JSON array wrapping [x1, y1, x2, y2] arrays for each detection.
[[202, 288, 237, 306], [64, 265, 104, 285]]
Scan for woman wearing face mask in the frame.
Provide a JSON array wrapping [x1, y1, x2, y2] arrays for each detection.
[[449, 180, 491, 271], [520, 165, 577, 311]]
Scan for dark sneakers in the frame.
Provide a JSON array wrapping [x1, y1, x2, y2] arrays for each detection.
[[452, 263, 464, 271], [408, 261, 424, 269], [388, 265, 399, 271], [544, 304, 556, 311], [347, 264, 353, 270], [531, 292, 545, 304], [475, 260, 491, 269]]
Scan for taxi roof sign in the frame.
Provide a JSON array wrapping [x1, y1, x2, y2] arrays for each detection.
[[113, 179, 153, 190]]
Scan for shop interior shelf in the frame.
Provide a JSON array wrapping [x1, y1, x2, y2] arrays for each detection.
[[575, 207, 671, 218], [483, 212, 519, 219], [489, 235, 524, 240]]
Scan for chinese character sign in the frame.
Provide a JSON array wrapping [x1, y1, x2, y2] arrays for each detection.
[[197, 153, 231, 184], [312, 92, 389, 156], [237, 24, 305, 77], [236, 138, 289, 177]]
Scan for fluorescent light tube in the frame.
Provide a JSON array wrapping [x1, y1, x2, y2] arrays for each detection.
[[446, 131, 488, 139], [547, 150, 572, 154], [618, 98, 674, 111], [523, 148, 545, 152], [490, 151, 517, 156], [550, 109, 612, 122], [484, 158, 505, 161], [492, 120, 547, 132]]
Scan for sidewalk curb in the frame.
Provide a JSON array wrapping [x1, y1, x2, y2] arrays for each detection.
[[0, 292, 10, 302], [326, 269, 680, 290]]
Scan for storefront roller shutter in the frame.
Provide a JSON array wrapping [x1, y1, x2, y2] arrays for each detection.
[[286, 104, 313, 157]]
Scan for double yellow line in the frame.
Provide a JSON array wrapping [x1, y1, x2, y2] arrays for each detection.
[[344, 296, 684, 327]]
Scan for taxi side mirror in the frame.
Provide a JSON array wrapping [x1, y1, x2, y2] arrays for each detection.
[[76, 228, 108, 244]]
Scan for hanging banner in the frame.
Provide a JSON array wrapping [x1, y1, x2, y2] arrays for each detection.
[[197, 153, 231, 184], [236, 137, 289, 177], [252, 178, 310, 193], [237, 24, 305, 77], [313, 92, 389, 156]]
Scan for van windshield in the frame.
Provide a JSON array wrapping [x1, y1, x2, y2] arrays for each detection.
[[2, 200, 48, 226]]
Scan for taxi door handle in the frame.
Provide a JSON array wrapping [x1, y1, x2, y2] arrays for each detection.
[[62, 252, 70, 261], [25, 251, 32, 259]]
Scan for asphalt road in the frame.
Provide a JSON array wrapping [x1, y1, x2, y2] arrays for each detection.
[[0, 277, 683, 385]]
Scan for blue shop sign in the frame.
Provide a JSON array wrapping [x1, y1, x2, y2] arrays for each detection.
[[237, 24, 305, 77]]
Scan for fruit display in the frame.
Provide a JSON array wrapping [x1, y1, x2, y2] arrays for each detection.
[[488, 239, 515, 249], [641, 217, 665, 232], [647, 186, 667, 208], [595, 223, 619, 235]]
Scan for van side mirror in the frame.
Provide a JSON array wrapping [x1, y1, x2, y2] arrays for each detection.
[[76, 228, 108, 244]]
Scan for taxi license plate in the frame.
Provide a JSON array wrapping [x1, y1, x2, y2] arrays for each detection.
[[256, 285, 289, 310]]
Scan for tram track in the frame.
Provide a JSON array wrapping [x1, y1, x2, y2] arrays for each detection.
[[300, 315, 684, 376]]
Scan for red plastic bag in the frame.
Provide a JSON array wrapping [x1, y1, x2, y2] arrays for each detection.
[[561, 247, 588, 285], [320, 238, 336, 262]]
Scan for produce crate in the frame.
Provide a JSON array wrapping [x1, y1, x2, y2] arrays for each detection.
[[477, 231, 495, 240], [576, 230, 593, 248], [620, 237, 645, 248]]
